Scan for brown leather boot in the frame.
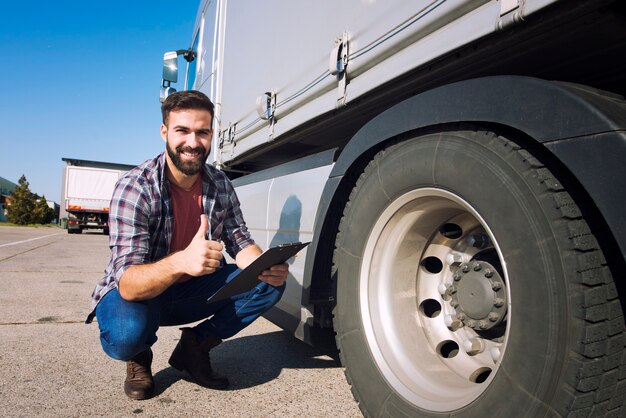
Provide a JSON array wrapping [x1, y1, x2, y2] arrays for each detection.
[[124, 348, 154, 400], [168, 328, 229, 390]]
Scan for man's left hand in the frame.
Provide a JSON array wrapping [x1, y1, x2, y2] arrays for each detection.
[[258, 263, 289, 286]]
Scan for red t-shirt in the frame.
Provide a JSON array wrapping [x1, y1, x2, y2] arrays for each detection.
[[168, 176, 203, 283]]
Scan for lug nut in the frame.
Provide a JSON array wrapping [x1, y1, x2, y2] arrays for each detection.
[[478, 320, 489, 329], [456, 312, 466, 321], [463, 338, 486, 355], [466, 234, 490, 249], [488, 312, 500, 322], [450, 300, 459, 308], [490, 347, 501, 363], [444, 314, 463, 331], [453, 272, 462, 281], [462, 264, 470, 273], [494, 298, 505, 307], [467, 319, 476, 328], [438, 283, 449, 296], [490, 280, 502, 290], [446, 252, 465, 265], [484, 269, 494, 278], [473, 263, 482, 272]]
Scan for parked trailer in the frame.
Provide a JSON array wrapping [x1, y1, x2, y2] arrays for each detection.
[[63, 166, 124, 235], [161, 0, 626, 416]]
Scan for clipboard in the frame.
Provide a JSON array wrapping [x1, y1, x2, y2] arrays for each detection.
[[206, 241, 310, 303]]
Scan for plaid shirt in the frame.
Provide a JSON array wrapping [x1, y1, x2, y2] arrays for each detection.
[[86, 152, 254, 322]]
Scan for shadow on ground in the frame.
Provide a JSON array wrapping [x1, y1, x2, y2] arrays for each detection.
[[153, 329, 340, 395]]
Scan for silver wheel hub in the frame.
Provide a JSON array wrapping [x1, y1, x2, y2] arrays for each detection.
[[359, 188, 510, 412]]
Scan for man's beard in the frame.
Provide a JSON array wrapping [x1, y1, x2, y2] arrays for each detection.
[[166, 140, 209, 176]]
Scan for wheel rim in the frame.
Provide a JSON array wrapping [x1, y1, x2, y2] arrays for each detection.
[[360, 187, 510, 412]]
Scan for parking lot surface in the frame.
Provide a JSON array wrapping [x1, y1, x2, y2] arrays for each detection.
[[0, 225, 360, 417]]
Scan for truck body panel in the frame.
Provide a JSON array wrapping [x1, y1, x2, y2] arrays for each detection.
[[212, 0, 551, 163], [232, 160, 334, 338]]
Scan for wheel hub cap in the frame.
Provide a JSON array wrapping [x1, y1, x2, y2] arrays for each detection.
[[450, 261, 507, 330]]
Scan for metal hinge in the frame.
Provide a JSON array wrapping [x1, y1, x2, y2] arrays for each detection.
[[218, 129, 225, 149], [227, 122, 237, 145], [329, 31, 349, 105], [218, 123, 237, 149], [497, 0, 524, 30]]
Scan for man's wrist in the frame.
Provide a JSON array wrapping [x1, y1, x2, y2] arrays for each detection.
[[164, 251, 186, 277]]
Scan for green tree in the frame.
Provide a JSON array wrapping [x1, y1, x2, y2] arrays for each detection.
[[6, 175, 36, 225], [33, 195, 55, 224]]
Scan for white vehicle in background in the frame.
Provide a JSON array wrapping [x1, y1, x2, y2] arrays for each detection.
[[62, 165, 124, 234], [161, 0, 626, 416]]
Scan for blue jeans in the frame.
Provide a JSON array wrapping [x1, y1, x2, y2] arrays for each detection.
[[95, 264, 285, 361]]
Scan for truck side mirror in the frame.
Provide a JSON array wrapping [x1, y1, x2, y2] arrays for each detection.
[[163, 51, 179, 83], [160, 52, 179, 102], [159, 49, 197, 102]]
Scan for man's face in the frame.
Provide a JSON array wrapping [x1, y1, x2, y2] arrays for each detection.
[[161, 109, 213, 176]]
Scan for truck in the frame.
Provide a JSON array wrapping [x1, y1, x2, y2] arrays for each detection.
[[160, 0, 626, 416], [63, 165, 126, 235]]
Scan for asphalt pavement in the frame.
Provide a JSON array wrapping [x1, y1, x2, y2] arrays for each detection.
[[0, 225, 361, 417]]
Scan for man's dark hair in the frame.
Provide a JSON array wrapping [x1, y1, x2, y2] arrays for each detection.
[[161, 90, 215, 126]]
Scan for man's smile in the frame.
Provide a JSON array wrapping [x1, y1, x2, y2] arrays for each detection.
[[179, 146, 205, 160]]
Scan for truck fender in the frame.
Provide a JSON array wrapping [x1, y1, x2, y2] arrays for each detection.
[[305, 75, 626, 301]]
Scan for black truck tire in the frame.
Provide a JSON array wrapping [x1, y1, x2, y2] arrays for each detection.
[[333, 129, 625, 417]]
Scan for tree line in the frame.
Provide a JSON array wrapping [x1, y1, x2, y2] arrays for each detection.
[[5, 175, 55, 225]]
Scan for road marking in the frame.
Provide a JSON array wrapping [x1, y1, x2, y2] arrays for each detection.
[[0, 232, 64, 248], [0, 319, 87, 325]]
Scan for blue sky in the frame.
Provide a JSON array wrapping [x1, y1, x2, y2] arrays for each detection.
[[0, 1, 199, 202]]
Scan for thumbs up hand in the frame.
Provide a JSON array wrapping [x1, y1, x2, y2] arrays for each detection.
[[181, 214, 224, 276], [195, 213, 210, 240]]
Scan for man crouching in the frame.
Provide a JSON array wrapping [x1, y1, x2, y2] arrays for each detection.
[[86, 90, 288, 399]]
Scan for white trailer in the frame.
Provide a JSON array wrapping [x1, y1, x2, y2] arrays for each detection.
[[63, 166, 125, 234], [161, 0, 626, 416]]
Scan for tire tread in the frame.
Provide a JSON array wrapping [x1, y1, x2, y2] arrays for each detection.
[[506, 134, 625, 417]]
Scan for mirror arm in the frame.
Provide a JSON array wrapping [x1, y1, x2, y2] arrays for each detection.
[[176, 48, 197, 63]]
